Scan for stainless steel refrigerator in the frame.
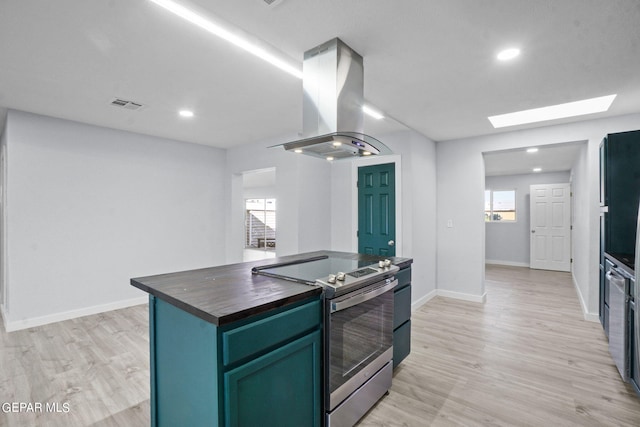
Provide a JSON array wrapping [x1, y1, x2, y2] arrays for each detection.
[[632, 202, 640, 394]]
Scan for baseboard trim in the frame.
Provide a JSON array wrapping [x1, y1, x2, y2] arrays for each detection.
[[411, 289, 437, 311], [437, 289, 487, 304], [2, 296, 148, 332], [571, 272, 599, 322], [0, 303, 8, 329], [485, 259, 530, 268]]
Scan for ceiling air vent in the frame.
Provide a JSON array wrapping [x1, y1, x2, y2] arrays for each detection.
[[110, 98, 145, 111], [261, 0, 283, 7]]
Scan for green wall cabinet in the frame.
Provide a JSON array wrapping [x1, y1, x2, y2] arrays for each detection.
[[150, 295, 322, 427]]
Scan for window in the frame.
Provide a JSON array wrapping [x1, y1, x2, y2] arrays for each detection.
[[245, 199, 276, 249], [485, 190, 516, 222]]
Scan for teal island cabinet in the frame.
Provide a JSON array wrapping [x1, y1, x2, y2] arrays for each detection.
[[131, 253, 325, 427], [131, 250, 413, 426], [150, 295, 322, 427]]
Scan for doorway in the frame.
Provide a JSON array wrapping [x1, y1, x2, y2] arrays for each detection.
[[483, 142, 584, 271], [242, 168, 277, 262]]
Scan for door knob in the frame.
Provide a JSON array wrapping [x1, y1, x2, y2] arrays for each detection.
[[388, 240, 395, 246]]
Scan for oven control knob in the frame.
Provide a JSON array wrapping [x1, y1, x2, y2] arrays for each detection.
[[328, 274, 337, 284], [384, 259, 392, 268], [336, 272, 346, 281], [378, 260, 385, 268]]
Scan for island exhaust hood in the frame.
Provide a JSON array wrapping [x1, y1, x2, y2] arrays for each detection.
[[277, 38, 391, 160]]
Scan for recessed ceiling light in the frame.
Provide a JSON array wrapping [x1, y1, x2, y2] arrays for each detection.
[[149, 0, 303, 79], [179, 110, 194, 118], [363, 105, 384, 120], [488, 94, 616, 128], [326, 156, 334, 161], [294, 149, 303, 153], [526, 147, 539, 153], [533, 167, 542, 172], [362, 151, 372, 156], [332, 141, 342, 147], [497, 48, 520, 61]]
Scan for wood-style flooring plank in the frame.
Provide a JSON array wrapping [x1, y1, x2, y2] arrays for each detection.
[[0, 306, 149, 427], [359, 265, 640, 426]]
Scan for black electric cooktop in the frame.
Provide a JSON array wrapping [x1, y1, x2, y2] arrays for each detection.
[[252, 255, 398, 297], [255, 256, 372, 284], [606, 252, 635, 272]]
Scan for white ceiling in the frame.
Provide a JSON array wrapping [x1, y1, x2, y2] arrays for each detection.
[[0, 0, 639, 149], [483, 142, 585, 176]]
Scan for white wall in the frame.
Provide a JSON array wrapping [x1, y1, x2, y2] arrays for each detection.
[[0, 125, 6, 313], [224, 135, 332, 263], [225, 128, 438, 309], [570, 142, 596, 319], [485, 171, 571, 267], [437, 113, 640, 317], [330, 129, 438, 308], [2, 110, 227, 330]]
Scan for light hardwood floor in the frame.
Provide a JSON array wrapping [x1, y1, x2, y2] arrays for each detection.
[[1, 265, 639, 426], [0, 305, 150, 426], [361, 265, 640, 426]]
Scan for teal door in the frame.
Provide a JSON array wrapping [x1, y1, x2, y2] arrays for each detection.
[[358, 163, 396, 256]]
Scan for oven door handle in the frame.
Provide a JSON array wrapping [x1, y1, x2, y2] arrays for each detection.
[[331, 279, 398, 313]]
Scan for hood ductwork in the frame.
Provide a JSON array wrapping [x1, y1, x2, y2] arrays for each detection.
[[279, 38, 390, 160]]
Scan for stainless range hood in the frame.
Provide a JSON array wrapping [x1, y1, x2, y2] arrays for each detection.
[[278, 38, 391, 160]]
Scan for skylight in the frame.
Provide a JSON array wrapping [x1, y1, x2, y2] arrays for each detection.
[[488, 94, 617, 128]]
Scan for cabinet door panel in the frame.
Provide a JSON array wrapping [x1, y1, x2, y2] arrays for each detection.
[[224, 330, 321, 427], [394, 284, 411, 329]]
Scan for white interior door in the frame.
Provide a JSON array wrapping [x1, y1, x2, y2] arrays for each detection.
[[530, 183, 571, 272]]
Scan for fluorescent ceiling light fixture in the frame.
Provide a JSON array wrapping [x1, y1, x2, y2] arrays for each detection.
[[497, 48, 520, 61], [149, 0, 303, 79], [488, 94, 617, 128], [326, 156, 334, 161], [363, 105, 384, 120], [179, 109, 194, 118], [533, 167, 542, 172], [526, 147, 539, 153], [294, 149, 303, 153]]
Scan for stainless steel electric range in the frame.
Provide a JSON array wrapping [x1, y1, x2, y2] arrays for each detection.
[[253, 255, 398, 427]]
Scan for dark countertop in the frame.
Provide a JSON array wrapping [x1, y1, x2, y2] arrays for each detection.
[[605, 252, 635, 277], [131, 250, 413, 326]]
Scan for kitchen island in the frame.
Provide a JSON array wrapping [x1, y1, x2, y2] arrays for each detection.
[[131, 250, 412, 427]]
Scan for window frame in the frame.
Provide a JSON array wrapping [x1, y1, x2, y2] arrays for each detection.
[[244, 198, 277, 250], [485, 189, 517, 223]]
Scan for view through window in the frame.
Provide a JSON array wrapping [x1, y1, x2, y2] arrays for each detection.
[[485, 190, 516, 222], [245, 198, 276, 250]]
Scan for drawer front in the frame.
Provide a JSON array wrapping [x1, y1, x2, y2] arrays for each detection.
[[393, 320, 411, 369], [394, 284, 411, 329], [222, 299, 321, 366], [395, 267, 411, 288]]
